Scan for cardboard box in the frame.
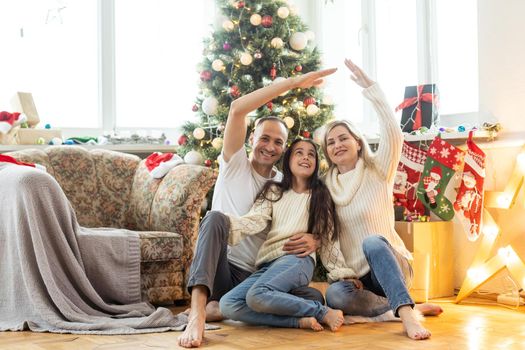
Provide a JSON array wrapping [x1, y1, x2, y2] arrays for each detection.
[[395, 221, 454, 301], [16, 128, 62, 145]]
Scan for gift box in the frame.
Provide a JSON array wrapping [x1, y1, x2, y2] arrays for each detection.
[[396, 84, 439, 132]]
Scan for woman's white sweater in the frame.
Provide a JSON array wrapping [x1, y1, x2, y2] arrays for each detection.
[[324, 83, 412, 281]]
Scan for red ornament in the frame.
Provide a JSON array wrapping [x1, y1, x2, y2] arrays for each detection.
[[237, 1, 245, 8], [270, 64, 277, 80], [230, 85, 241, 98], [192, 104, 199, 112], [303, 97, 316, 107], [266, 102, 273, 110], [204, 159, 212, 167], [261, 15, 273, 28], [302, 130, 311, 138], [178, 134, 188, 146], [200, 70, 212, 81], [295, 65, 302, 72], [223, 42, 232, 51]]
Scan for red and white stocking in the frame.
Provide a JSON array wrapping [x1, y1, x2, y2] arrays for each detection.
[[0, 111, 27, 134], [454, 131, 485, 241], [0, 154, 46, 171], [394, 141, 427, 216]]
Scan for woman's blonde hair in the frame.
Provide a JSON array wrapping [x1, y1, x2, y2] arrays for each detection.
[[321, 120, 376, 171]]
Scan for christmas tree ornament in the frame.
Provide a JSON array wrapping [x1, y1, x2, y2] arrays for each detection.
[[277, 6, 290, 19], [289, 32, 308, 51], [305, 30, 315, 41], [184, 150, 203, 165], [236, 1, 245, 9], [453, 131, 486, 241], [313, 126, 325, 144], [36, 137, 46, 145], [417, 136, 465, 220], [201, 96, 218, 115], [193, 127, 206, 140], [269, 63, 277, 80], [229, 85, 241, 98], [283, 116, 295, 129], [240, 52, 253, 65], [211, 59, 224, 71], [177, 134, 188, 145], [266, 101, 273, 110], [211, 137, 224, 150], [222, 42, 232, 51], [303, 97, 316, 107], [250, 14, 262, 26], [271, 37, 284, 49], [306, 104, 319, 116], [204, 159, 212, 167], [200, 70, 212, 81], [294, 65, 302, 72], [394, 141, 427, 216], [192, 104, 199, 112], [254, 51, 262, 59], [261, 15, 273, 28], [302, 130, 311, 138], [222, 20, 234, 32]]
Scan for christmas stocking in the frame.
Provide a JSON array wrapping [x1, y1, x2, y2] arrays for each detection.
[[393, 141, 427, 215], [145, 152, 183, 179], [417, 136, 465, 220], [454, 131, 485, 241]]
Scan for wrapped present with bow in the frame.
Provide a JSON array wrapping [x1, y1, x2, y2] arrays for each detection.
[[396, 84, 439, 132]]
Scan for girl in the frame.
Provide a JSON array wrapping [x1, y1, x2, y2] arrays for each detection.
[[219, 138, 345, 332], [321, 59, 442, 340]]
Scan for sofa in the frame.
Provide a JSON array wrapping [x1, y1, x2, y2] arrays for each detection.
[[6, 146, 216, 304]]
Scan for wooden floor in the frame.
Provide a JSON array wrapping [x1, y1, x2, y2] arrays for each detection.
[[1, 298, 524, 350]]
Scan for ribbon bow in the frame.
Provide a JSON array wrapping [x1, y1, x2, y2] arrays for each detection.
[[396, 85, 439, 130]]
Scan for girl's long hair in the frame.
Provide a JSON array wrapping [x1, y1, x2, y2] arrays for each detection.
[[258, 138, 339, 242]]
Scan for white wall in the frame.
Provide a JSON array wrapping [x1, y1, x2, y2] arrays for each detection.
[[451, 0, 525, 293]]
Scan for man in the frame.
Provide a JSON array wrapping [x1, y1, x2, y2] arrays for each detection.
[[178, 68, 337, 348]]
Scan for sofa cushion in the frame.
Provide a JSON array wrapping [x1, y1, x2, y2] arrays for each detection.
[[138, 231, 183, 262]]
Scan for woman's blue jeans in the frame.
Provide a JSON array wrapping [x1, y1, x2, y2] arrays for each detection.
[[220, 254, 328, 328], [325, 235, 414, 317]]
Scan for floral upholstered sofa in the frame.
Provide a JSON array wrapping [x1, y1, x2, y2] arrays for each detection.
[[7, 146, 216, 304]]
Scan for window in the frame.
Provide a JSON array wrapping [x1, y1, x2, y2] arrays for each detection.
[[317, 0, 479, 133], [0, 0, 215, 136], [0, 0, 99, 128]]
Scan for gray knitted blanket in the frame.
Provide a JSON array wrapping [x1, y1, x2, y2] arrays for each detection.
[[0, 163, 193, 334]]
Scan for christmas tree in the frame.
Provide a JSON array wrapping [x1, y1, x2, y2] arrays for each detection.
[[177, 0, 335, 168]]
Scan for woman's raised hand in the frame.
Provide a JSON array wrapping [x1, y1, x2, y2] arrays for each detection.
[[292, 68, 337, 89], [344, 58, 374, 89]]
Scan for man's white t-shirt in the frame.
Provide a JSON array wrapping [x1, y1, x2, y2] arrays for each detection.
[[211, 147, 282, 273]]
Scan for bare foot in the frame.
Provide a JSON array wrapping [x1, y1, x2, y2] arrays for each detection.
[[205, 301, 224, 322], [178, 308, 206, 348], [415, 303, 443, 316], [398, 306, 431, 340], [321, 308, 344, 332], [178, 285, 208, 348], [298, 317, 324, 331]]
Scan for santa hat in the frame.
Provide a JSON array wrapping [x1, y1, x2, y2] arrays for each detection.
[[145, 152, 183, 179], [430, 166, 442, 180], [0, 154, 46, 172], [0, 111, 27, 135]]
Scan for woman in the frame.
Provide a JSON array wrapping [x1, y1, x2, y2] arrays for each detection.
[[321, 59, 441, 340], [219, 139, 345, 332]]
